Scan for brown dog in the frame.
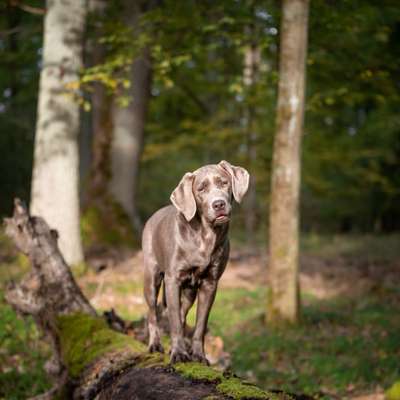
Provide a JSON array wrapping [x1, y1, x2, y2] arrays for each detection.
[[142, 160, 249, 363]]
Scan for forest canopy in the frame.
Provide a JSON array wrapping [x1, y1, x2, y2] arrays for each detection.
[[1, 0, 399, 234]]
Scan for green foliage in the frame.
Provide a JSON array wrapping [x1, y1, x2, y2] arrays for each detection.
[[0, 2, 41, 217], [303, 0, 400, 232], [81, 201, 138, 249], [2, 0, 400, 233], [386, 381, 400, 400]]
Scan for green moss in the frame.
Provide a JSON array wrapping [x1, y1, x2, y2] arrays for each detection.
[[16, 253, 30, 270], [386, 381, 400, 400], [135, 352, 169, 368], [174, 362, 223, 382], [217, 377, 277, 400], [174, 362, 289, 400], [56, 313, 146, 377]]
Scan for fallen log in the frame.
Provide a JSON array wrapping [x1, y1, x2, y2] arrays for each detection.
[[3, 199, 307, 400]]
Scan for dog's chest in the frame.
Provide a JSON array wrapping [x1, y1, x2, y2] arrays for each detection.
[[177, 245, 224, 284]]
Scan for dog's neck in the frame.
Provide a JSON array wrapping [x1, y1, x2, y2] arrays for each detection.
[[189, 212, 229, 249]]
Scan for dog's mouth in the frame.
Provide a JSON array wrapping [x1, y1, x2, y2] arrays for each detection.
[[214, 213, 230, 224]]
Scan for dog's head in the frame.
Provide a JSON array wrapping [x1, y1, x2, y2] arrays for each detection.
[[170, 160, 250, 225]]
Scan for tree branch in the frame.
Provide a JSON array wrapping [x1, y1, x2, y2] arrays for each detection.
[[9, 0, 45, 15]]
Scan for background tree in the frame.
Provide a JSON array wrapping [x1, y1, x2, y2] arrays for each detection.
[[109, 1, 153, 234], [267, 0, 309, 324], [30, 0, 87, 265], [87, 0, 110, 199]]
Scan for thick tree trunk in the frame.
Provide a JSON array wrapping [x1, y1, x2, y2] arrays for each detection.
[[30, 0, 86, 265], [267, 0, 309, 324], [3, 199, 302, 400], [109, 1, 152, 235]]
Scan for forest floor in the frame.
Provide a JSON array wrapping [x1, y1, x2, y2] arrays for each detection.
[[0, 233, 399, 399]]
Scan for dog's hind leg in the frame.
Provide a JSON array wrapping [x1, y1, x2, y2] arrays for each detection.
[[144, 263, 164, 353], [180, 286, 197, 336]]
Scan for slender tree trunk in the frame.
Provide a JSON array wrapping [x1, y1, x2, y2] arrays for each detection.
[[109, 1, 152, 235], [267, 0, 309, 324], [88, 0, 113, 199], [110, 50, 152, 235], [30, 0, 86, 265], [243, 43, 261, 248], [109, 54, 151, 234]]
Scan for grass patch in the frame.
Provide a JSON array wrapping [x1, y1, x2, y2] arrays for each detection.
[[0, 232, 50, 399], [0, 301, 50, 399], [301, 233, 400, 262], [183, 284, 400, 397], [218, 291, 400, 398]]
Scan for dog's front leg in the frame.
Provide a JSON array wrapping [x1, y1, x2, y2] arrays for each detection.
[[165, 275, 191, 363], [191, 278, 218, 364]]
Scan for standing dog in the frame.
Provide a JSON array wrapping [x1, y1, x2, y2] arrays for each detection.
[[142, 160, 249, 364]]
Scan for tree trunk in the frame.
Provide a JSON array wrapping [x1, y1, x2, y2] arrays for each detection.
[[3, 199, 303, 400], [87, 0, 112, 199], [243, 42, 261, 248], [267, 0, 309, 324], [30, 0, 86, 265], [109, 2, 152, 235]]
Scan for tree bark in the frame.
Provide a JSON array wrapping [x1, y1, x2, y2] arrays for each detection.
[[3, 199, 303, 400], [243, 42, 261, 248], [267, 0, 309, 324], [30, 0, 86, 265], [87, 0, 112, 199], [109, 1, 153, 235]]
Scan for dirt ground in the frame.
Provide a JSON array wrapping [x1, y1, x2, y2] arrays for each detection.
[[81, 246, 400, 313]]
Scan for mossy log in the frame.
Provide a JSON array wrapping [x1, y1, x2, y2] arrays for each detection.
[[3, 199, 307, 400]]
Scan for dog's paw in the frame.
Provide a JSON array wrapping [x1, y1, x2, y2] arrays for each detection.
[[148, 342, 164, 353], [170, 347, 191, 364], [191, 352, 209, 365]]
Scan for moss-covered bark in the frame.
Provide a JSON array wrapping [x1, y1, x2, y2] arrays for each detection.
[[56, 313, 296, 400]]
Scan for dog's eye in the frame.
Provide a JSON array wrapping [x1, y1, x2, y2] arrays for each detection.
[[222, 180, 228, 186], [197, 185, 205, 192]]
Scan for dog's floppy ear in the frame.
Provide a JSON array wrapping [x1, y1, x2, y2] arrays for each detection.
[[170, 172, 196, 221], [218, 160, 250, 203]]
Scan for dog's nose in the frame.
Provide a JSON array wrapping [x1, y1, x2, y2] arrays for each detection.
[[212, 200, 226, 211]]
